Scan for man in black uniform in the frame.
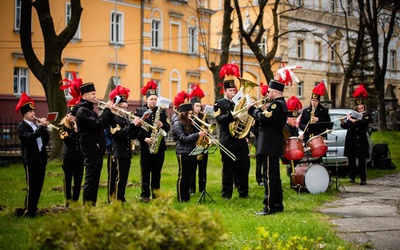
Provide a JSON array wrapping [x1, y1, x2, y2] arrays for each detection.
[[134, 80, 170, 202], [15, 92, 50, 217], [108, 86, 141, 202], [73, 82, 113, 206], [248, 80, 288, 215], [214, 64, 250, 199], [299, 81, 331, 144]]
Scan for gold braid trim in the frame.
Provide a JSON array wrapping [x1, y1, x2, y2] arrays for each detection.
[[110, 124, 121, 134]]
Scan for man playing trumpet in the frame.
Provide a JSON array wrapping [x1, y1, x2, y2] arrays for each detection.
[[15, 92, 50, 217]]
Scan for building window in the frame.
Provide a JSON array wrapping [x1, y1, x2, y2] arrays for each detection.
[[331, 0, 336, 13], [110, 11, 124, 45], [297, 40, 303, 58], [315, 42, 321, 61], [188, 26, 198, 54], [331, 44, 337, 62], [15, 0, 21, 31], [66, 2, 81, 40], [296, 0, 303, 6], [297, 81, 303, 98], [347, 0, 352, 14], [390, 50, 396, 70], [63, 71, 81, 98], [152, 19, 162, 49], [112, 76, 121, 86], [14, 68, 28, 95], [259, 36, 267, 55]]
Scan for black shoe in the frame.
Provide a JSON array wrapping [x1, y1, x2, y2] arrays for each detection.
[[349, 179, 355, 183], [222, 196, 231, 200], [141, 197, 150, 203], [359, 181, 366, 185], [239, 194, 249, 199], [14, 208, 25, 217], [258, 182, 264, 186]]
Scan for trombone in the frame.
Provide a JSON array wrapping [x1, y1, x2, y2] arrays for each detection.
[[33, 116, 63, 133], [97, 100, 156, 132], [189, 116, 237, 161]]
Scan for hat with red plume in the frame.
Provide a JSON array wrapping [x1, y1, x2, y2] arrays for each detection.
[[189, 83, 205, 104], [174, 91, 192, 112], [67, 97, 80, 114], [141, 80, 158, 98], [15, 92, 35, 115], [260, 82, 269, 96], [219, 63, 240, 89], [353, 84, 368, 105], [286, 96, 303, 117], [60, 72, 83, 99], [270, 63, 302, 92], [109, 85, 130, 104], [312, 81, 326, 100]]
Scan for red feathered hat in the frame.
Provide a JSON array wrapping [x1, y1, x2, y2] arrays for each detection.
[[109, 85, 130, 104], [260, 82, 269, 96], [189, 83, 205, 104], [353, 84, 368, 105], [174, 91, 192, 112], [15, 92, 35, 115], [141, 80, 158, 98], [312, 81, 326, 100], [286, 96, 303, 117], [60, 72, 83, 99], [219, 63, 240, 89], [67, 97, 80, 114]]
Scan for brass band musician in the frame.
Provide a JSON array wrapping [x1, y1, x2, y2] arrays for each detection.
[[299, 81, 330, 144], [214, 63, 250, 200], [188, 83, 208, 194], [134, 80, 170, 202]]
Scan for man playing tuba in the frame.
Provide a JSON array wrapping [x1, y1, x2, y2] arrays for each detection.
[[213, 63, 250, 200]]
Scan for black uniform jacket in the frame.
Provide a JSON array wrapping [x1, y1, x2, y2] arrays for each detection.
[[60, 123, 82, 160], [299, 104, 331, 131], [248, 97, 287, 158], [172, 122, 199, 154], [18, 120, 49, 165], [74, 100, 112, 157], [213, 98, 247, 148], [341, 112, 370, 158], [134, 105, 170, 152], [110, 115, 140, 159]]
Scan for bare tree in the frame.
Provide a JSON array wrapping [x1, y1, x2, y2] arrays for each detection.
[[357, 0, 400, 131], [20, 0, 82, 158], [197, 0, 234, 99], [233, 0, 307, 82]]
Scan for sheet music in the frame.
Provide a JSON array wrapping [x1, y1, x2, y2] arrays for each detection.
[[157, 96, 171, 108], [232, 89, 244, 106], [203, 105, 214, 116]]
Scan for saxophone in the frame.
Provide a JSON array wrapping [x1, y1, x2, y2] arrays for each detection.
[[228, 78, 259, 139], [149, 106, 167, 154]]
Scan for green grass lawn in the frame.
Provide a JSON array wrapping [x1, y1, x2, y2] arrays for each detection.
[[0, 131, 399, 249]]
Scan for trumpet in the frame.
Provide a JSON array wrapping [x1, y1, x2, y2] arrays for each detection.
[[230, 97, 271, 117], [189, 116, 237, 161], [97, 100, 155, 132], [33, 116, 62, 132]]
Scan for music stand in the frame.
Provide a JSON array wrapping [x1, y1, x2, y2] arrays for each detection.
[[306, 122, 334, 138], [330, 134, 345, 191], [194, 146, 217, 205]]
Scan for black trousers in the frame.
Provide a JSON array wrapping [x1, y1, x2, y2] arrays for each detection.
[[82, 152, 104, 205], [262, 155, 283, 213], [115, 158, 131, 202], [221, 144, 250, 198], [140, 149, 164, 199], [107, 153, 117, 203], [176, 153, 197, 202], [255, 154, 264, 183], [189, 154, 208, 193], [62, 158, 84, 202], [348, 156, 366, 182], [23, 162, 46, 216]]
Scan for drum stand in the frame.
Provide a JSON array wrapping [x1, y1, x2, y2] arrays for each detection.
[[330, 135, 345, 192]]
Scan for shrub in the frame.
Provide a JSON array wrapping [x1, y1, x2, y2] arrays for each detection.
[[28, 193, 226, 250]]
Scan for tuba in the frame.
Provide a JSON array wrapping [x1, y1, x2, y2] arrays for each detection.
[[228, 78, 259, 139]]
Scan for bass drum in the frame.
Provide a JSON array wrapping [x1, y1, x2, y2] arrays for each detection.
[[291, 164, 330, 194]]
